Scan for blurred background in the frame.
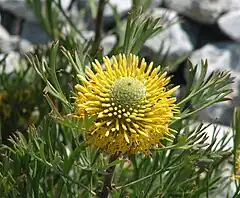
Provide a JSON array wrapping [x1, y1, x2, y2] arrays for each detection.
[[0, 0, 240, 140]]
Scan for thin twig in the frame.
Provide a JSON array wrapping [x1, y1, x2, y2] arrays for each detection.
[[98, 154, 118, 198], [91, 0, 107, 56]]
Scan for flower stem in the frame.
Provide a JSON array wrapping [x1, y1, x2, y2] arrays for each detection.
[[98, 154, 118, 198]]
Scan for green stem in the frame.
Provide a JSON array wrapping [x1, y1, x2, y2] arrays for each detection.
[[98, 154, 118, 198]]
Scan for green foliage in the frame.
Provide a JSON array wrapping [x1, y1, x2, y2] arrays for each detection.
[[0, 118, 101, 197], [176, 60, 233, 122], [28, 41, 72, 110], [0, 116, 235, 197], [124, 123, 232, 198], [233, 107, 240, 197], [0, 54, 48, 145], [122, 8, 163, 55]]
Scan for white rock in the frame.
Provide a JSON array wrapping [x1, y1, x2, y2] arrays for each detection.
[[0, 52, 21, 74], [190, 42, 240, 125], [18, 38, 34, 53], [191, 43, 240, 97], [21, 21, 51, 44], [74, 31, 116, 55], [101, 0, 132, 27], [104, 0, 132, 17], [218, 11, 240, 43], [226, 0, 240, 11], [164, 0, 227, 24], [76, 0, 132, 29], [0, 36, 33, 53], [101, 35, 116, 55], [142, 8, 194, 66], [0, 24, 10, 40], [0, 0, 37, 22], [0, 24, 33, 53], [0, 0, 71, 21], [59, 0, 72, 10], [151, 0, 163, 7]]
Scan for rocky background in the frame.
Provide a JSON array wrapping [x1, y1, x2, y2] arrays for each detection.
[[0, 0, 240, 127]]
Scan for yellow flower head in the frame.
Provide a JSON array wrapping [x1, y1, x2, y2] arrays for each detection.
[[74, 54, 179, 155]]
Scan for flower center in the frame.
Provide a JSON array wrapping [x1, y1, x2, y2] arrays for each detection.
[[110, 77, 146, 108]]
